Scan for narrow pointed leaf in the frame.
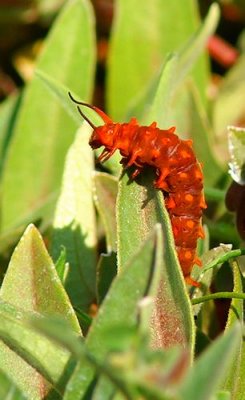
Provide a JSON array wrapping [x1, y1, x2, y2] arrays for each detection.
[[1, 0, 96, 232], [52, 124, 97, 310]]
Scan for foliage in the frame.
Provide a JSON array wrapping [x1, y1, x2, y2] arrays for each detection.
[[0, 0, 244, 399]]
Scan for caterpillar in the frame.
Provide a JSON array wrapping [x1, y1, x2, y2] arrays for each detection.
[[69, 93, 206, 287]]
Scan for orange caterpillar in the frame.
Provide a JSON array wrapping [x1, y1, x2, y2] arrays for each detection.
[[69, 93, 206, 286]]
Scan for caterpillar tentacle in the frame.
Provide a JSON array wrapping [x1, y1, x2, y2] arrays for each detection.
[[70, 94, 205, 286]]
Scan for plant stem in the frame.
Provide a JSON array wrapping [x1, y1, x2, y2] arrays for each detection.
[[203, 248, 245, 272], [191, 292, 245, 305]]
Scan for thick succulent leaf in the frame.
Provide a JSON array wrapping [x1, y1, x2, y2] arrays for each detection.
[[92, 172, 118, 253], [227, 126, 245, 185], [63, 227, 170, 399], [0, 300, 73, 400], [0, 367, 28, 400], [1, 0, 96, 233], [178, 325, 241, 400], [107, 0, 210, 120], [51, 124, 97, 310]]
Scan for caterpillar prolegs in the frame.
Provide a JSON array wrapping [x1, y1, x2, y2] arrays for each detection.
[[69, 93, 206, 286]]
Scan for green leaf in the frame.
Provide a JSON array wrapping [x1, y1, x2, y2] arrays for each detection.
[[107, 0, 211, 120], [212, 391, 231, 400], [92, 377, 116, 400], [93, 172, 118, 252], [0, 367, 28, 400], [117, 169, 195, 350], [222, 259, 244, 398], [0, 92, 20, 176], [32, 316, 134, 399], [214, 55, 245, 137], [143, 54, 178, 126], [36, 69, 122, 176], [227, 125, 245, 184], [235, 342, 245, 400], [172, 82, 223, 187], [190, 244, 233, 315], [51, 124, 97, 310], [96, 252, 117, 305], [73, 307, 92, 333], [0, 224, 80, 398], [0, 300, 73, 400], [1, 0, 96, 233], [145, 3, 220, 127], [63, 227, 166, 399], [0, 190, 58, 257], [178, 325, 241, 400], [35, 69, 103, 128], [0, 224, 80, 331], [55, 246, 69, 284]]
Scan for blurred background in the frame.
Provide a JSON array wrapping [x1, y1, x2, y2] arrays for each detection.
[[0, 0, 244, 110]]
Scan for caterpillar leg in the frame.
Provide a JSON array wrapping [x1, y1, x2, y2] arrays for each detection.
[[97, 147, 116, 163], [185, 275, 200, 287], [131, 167, 143, 179], [154, 168, 170, 190]]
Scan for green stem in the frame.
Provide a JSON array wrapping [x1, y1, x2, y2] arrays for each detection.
[[203, 248, 245, 272], [191, 292, 245, 305]]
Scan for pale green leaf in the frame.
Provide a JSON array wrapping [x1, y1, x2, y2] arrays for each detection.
[[227, 125, 245, 184], [1, 0, 96, 232], [92, 172, 118, 253], [52, 124, 97, 310]]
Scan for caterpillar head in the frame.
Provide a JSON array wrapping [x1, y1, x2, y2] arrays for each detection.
[[68, 92, 116, 150], [89, 124, 118, 150]]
